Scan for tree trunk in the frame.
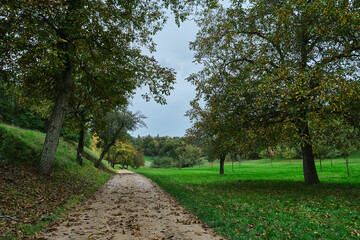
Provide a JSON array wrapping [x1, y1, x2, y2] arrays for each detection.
[[95, 121, 124, 168], [76, 129, 85, 166], [38, 60, 72, 175], [346, 156, 350, 177], [297, 12, 319, 184], [178, 158, 182, 170], [301, 125, 320, 184], [95, 142, 114, 168], [96, 149, 107, 168], [219, 155, 225, 175]]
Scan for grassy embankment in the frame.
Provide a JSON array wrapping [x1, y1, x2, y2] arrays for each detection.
[[0, 124, 115, 239], [134, 156, 360, 239]]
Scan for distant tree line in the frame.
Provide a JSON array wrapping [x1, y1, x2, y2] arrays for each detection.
[[129, 135, 203, 169], [129, 129, 358, 174]]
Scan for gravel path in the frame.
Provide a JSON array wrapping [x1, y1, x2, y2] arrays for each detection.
[[39, 170, 223, 240]]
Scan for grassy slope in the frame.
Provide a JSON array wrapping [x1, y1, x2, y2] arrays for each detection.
[[134, 157, 360, 239], [0, 124, 115, 239], [143, 156, 154, 168]]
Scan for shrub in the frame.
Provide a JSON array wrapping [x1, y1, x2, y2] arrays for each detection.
[[151, 156, 174, 168]]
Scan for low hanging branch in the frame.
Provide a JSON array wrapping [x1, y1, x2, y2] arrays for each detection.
[[0, 215, 22, 222]]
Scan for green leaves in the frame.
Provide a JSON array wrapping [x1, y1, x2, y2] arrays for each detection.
[[1, 0, 191, 125], [187, 0, 360, 179]]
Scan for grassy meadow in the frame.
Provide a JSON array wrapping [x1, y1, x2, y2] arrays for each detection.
[[135, 157, 360, 239]]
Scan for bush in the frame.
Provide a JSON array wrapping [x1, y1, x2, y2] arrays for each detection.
[[132, 151, 145, 169], [151, 156, 174, 168]]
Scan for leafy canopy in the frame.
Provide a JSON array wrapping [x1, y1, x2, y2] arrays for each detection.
[[188, 0, 360, 153]]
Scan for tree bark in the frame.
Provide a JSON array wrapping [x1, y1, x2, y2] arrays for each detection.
[[76, 129, 85, 166], [96, 148, 107, 168], [346, 156, 350, 177], [95, 141, 114, 168], [297, 11, 319, 184], [301, 124, 320, 184], [38, 60, 72, 175], [219, 155, 225, 175], [178, 158, 182, 170]]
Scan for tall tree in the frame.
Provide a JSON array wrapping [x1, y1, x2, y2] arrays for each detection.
[[95, 109, 145, 168], [1, 0, 217, 174], [187, 105, 238, 174], [65, 92, 110, 166], [188, 0, 360, 184]]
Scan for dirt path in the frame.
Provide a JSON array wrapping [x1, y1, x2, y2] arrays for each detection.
[[39, 171, 224, 240]]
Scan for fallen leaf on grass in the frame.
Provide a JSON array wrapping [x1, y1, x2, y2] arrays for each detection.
[[351, 229, 360, 237], [0, 162, 95, 238]]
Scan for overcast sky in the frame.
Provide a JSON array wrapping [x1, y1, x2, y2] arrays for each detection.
[[129, 13, 202, 137]]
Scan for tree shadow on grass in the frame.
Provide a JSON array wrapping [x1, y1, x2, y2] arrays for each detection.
[[209, 179, 360, 204]]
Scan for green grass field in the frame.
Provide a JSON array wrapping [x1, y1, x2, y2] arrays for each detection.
[[134, 157, 360, 239]]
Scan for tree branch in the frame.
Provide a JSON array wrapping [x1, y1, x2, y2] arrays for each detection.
[[0, 215, 21, 222]]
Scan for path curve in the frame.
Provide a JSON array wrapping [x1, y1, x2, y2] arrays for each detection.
[[39, 170, 223, 240]]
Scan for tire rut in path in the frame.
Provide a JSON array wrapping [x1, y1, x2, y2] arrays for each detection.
[[39, 170, 224, 240]]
